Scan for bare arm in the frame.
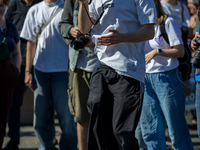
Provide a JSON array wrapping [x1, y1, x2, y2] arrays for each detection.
[[98, 24, 155, 46], [78, 1, 95, 34], [24, 41, 37, 91], [145, 45, 184, 64], [12, 41, 21, 70]]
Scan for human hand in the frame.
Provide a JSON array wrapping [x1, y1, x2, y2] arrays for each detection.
[[70, 26, 82, 38], [24, 72, 34, 92], [191, 32, 200, 51], [97, 29, 123, 46], [85, 34, 95, 47], [145, 49, 158, 64]]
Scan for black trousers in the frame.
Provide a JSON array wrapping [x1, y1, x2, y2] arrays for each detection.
[[87, 63, 144, 150], [0, 58, 19, 150]]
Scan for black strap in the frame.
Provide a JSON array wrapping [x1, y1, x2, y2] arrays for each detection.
[[159, 16, 169, 45]]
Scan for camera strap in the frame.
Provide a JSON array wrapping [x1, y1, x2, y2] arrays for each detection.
[[37, 4, 64, 40]]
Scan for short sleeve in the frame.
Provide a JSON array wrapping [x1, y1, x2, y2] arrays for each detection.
[[165, 17, 183, 47], [135, 0, 157, 25], [20, 7, 38, 42], [88, 1, 98, 21]]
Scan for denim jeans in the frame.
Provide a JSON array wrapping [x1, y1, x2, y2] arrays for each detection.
[[196, 81, 200, 138], [33, 68, 77, 150], [136, 68, 193, 150], [7, 65, 25, 144]]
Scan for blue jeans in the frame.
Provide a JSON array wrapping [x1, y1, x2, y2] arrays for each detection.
[[33, 69, 77, 150], [7, 65, 25, 144], [196, 81, 200, 138], [136, 69, 193, 150]]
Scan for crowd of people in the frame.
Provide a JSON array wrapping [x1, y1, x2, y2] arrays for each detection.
[[1, 0, 200, 150]]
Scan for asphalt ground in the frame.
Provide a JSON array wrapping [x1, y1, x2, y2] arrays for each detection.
[[2, 110, 200, 150]]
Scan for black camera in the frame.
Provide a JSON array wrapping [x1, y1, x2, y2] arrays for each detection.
[[190, 38, 200, 68], [73, 34, 89, 50]]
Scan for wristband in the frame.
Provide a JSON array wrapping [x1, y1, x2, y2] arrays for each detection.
[[25, 70, 31, 73], [157, 49, 162, 55]]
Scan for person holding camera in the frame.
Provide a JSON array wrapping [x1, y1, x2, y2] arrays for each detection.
[[78, 0, 156, 149], [190, 6, 200, 139], [59, 0, 99, 150], [135, 0, 194, 149]]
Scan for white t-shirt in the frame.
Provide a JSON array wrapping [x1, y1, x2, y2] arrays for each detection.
[[89, 0, 156, 83], [160, 0, 191, 28], [20, 0, 69, 73], [145, 17, 183, 73]]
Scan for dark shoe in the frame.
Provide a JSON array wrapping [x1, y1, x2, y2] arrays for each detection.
[[3, 140, 19, 150]]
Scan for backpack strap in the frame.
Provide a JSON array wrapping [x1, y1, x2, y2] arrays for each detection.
[[159, 15, 169, 45], [37, 4, 64, 39]]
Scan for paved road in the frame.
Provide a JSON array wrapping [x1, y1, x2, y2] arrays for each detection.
[[2, 110, 200, 150]]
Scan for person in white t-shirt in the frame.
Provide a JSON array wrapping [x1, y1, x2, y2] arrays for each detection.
[[135, 0, 194, 149], [78, 0, 156, 149], [20, 0, 77, 149]]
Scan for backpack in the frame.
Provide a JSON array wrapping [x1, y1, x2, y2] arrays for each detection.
[[160, 16, 191, 81]]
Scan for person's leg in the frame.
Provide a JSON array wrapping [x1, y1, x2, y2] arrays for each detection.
[[33, 69, 55, 150], [139, 73, 167, 150], [7, 65, 25, 144], [0, 59, 19, 150], [51, 72, 77, 150], [77, 121, 89, 150], [155, 69, 193, 150], [195, 81, 200, 138], [68, 69, 91, 150], [135, 121, 147, 150], [87, 67, 118, 150], [110, 75, 144, 150]]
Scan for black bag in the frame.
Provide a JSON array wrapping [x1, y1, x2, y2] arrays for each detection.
[[160, 17, 191, 81], [0, 19, 9, 61]]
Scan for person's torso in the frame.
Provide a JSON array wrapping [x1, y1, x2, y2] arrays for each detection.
[[89, 0, 156, 82], [145, 17, 182, 73], [69, 8, 99, 72], [29, 0, 69, 72]]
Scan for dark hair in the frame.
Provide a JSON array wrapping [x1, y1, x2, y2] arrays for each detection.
[[155, 0, 167, 24], [1, 0, 10, 6]]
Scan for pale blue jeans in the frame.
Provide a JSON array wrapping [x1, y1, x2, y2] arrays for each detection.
[[136, 68, 193, 150], [33, 68, 77, 150]]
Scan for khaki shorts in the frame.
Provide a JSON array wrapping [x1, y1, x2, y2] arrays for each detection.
[[68, 68, 91, 123]]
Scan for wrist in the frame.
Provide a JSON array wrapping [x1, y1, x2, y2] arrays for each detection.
[[157, 49, 162, 55], [25, 70, 31, 73]]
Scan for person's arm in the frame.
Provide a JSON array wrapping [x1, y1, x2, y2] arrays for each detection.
[[24, 41, 36, 91], [59, 0, 78, 44], [97, 24, 155, 46], [78, 0, 94, 34], [145, 45, 184, 64], [12, 41, 21, 70]]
